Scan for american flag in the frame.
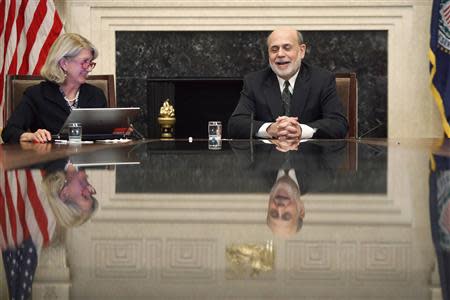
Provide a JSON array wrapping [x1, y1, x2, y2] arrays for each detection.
[[0, 169, 56, 300], [442, 2, 450, 28], [430, 0, 450, 136], [0, 0, 64, 126]]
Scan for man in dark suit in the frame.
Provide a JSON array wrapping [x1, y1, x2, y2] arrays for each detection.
[[228, 27, 348, 139]]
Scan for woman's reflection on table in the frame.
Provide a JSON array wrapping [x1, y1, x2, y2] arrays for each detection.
[[43, 162, 97, 227], [0, 161, 97, 300]]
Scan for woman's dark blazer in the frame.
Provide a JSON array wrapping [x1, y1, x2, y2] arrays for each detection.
[[2, 80, 106, 143]]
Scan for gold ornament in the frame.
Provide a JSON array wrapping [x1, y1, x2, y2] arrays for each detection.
[[157, 99, 176, 139]]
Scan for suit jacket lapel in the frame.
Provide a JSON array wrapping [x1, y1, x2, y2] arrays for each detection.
[[77, 84, 92, 107], [263, 72, 283, 119], [291, 65, 311, 118], [47, 83, 94, 109], [42, 81, 71, 114]]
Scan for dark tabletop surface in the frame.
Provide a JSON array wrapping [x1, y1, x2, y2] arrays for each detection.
[[0, 138, 449, 299]]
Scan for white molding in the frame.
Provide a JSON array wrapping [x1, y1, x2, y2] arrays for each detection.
[[66, 220, 434, 298], [33, 230, 71, 300], [56, 0, 430, 7]]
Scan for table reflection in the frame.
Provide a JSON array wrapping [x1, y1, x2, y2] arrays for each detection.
[[0, 139, 445, 299], [0, 160, 97, 300], [116, 140, 386, 194]]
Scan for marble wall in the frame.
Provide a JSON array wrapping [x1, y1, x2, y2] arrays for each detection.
[[116, 30, 387, 138]]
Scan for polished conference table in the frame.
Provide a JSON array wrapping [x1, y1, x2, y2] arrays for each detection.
[[0, 138, 449, 299]]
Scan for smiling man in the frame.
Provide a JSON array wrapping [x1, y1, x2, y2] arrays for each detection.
[[228, 27, 348, 139]]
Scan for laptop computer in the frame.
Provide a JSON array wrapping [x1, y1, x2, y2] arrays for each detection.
[[56, 107, 140, 141]]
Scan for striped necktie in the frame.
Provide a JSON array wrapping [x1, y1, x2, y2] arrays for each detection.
[[282, 80, 292, 116]]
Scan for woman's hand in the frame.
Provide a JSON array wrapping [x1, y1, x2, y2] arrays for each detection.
[[20, 141, 52, 153], [20, 129, 52, 143]]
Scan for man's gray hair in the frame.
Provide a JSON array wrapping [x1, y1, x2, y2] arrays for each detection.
[[296, 31, 304, 44], [266, 30, 304, 46]]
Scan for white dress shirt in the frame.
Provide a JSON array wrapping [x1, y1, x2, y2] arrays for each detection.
[[276, 168, 299, 188], [256, 69, 316, 139]]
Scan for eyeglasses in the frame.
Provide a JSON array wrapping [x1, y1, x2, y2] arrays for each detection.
[[80, 61, 96, 71], [60, 175, 97, 198], [69, 58, 96, 71]]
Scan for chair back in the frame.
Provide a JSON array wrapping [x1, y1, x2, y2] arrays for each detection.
[[4, 74, 116, 121], [335, 73, 358, 138]]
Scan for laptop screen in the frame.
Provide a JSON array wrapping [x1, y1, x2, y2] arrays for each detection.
[[58, 107, 140, 140]]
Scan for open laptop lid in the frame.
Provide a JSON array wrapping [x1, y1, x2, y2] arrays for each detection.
[[58, 107, 140, 140]]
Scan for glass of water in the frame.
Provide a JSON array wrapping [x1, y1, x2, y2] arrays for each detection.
[[208, 121, 222, 150], [68, 122, 82, 142], [208, 121, 222, 139]]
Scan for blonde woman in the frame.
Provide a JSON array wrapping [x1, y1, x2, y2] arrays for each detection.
[[2, 33, 106, 143], [42, 163, 98, 228]]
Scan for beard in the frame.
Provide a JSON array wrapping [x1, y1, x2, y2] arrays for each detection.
[[269, 55, 302, 80]]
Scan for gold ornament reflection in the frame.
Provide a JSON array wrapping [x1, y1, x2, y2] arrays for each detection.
[[225, 240, 274, 279]]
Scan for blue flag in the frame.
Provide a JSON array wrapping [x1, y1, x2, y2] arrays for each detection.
[[430, 0, 450, 137], [3, 239, 38, 300], [429, 151, 450, 300]]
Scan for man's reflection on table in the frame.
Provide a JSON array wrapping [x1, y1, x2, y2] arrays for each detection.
[[232, 139, 345, 238], [267, 168, 305, 238], [0, 161, 97, 300], [429, 153, 450, 300]]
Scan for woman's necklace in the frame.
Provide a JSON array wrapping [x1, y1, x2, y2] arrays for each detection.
[[60, 87, 80, 110]]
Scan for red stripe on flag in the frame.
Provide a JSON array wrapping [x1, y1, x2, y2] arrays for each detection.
[[1, 0, 16, 74], [17, 0, 47, 75], [32, 9, 63, 75], [0, 173, 8, 246], [445, 8, 450, 17], [0, 1, 6, 39], [0, 0, 4, 120], [7, 51, 17, 77], [15, 170, 30, 240], [2, 0, 16, 61], [4, 174, 18, 247], [0, 0, 17, 109], [6, 0, 28, 76], [26, 170, 49, 245]]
